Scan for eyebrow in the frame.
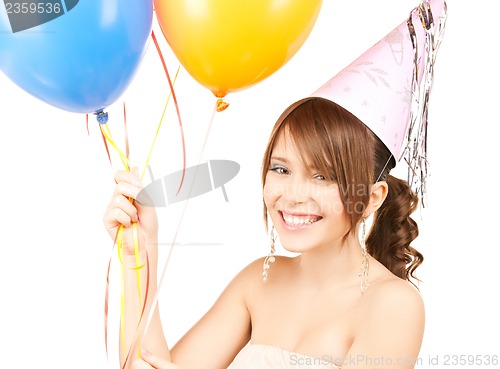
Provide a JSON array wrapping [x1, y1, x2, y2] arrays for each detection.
[[270, 156, 288, 163]]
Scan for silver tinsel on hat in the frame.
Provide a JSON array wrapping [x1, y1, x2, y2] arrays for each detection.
[[404, 0, 448, 206]]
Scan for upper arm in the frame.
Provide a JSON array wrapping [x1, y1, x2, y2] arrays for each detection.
[[342, 281, 425, 369], [169, 259, 262, 369]]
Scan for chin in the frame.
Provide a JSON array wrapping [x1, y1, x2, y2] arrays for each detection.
[[279, 238, 318, 254]]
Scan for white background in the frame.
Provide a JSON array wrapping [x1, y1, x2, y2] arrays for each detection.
[[1, 0, 499, 368]]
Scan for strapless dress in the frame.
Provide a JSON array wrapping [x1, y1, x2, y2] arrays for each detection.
[[229, 343, 341, 369]]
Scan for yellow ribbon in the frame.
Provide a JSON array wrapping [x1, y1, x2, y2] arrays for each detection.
[[102, 66, 180, 360]]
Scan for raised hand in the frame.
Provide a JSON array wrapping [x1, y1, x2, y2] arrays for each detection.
[[103, 167, 159, 256]]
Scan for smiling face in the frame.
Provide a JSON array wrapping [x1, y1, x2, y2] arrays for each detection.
[[261, 98, 388, 252], [263, 130, 351, 253]]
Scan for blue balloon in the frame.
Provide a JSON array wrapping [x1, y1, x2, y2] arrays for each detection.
[[0, 0, 153, 114]]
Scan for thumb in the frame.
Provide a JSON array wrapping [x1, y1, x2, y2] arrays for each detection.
[[141, 350, 178, 369]]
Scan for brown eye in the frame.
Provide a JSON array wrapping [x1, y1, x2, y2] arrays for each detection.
[[313, 173, 326, 180], [269, 164, 289, 175]]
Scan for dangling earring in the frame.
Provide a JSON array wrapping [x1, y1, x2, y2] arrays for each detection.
[[262, 226, 277, 282], [359, 218, 369, 295]]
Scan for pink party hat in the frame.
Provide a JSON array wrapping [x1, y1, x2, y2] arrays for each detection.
[[312, 0, 447, 199]]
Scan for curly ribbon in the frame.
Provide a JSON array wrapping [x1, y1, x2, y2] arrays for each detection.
[[101, 35, 221, 369], [98, 105, 144, 361], [404, 0, 447, 206], [119, 64, 183, 367], [98, 38, 183, 368], [120, 252, 151, 369], [140, 66, 181, 181], [100, 116, 146, 365], [123, 104, 130, 162], [141, 102, 218, 346], [135, 31, 221, 363], [151, 30, 186, 196]]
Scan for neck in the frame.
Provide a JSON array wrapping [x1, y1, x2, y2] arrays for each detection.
[[294, 233, 365, 288]]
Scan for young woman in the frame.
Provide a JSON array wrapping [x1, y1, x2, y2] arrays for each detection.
[[104, 1, 446, 365], [103, 97, 425, 369]]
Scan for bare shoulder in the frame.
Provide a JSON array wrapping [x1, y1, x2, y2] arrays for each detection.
[[356, 274, 425, 344], [361, 256, 425, 315], [224, 255, 298, 307], [371, 275, 423, 304], [344, 275, 426, 363], [364, 275, 424, 319], [231, 255, 295, 286]]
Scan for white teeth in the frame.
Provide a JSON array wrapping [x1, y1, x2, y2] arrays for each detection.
[[283, 213, 318, 226]]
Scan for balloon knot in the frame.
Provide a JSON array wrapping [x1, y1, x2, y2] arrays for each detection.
[[216, 98, 229, 112], [95, 109, 109, 124]]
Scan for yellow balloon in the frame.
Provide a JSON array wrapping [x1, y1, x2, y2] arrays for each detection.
[[154, 0, 322, 98]]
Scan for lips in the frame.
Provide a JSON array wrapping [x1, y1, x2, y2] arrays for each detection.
[[280, 211, 322, 227]]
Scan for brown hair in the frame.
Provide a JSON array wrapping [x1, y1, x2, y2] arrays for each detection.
[[261, 97, 423, 283]]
